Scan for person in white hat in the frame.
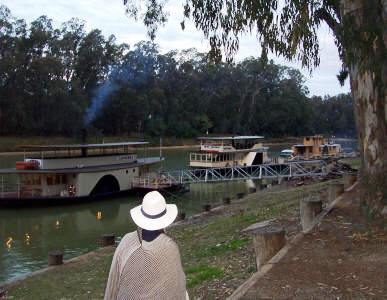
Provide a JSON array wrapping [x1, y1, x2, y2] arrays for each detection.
[[104, 191, 188, 300]]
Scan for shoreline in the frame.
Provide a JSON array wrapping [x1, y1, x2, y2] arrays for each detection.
[[0, 144, 199, 156], [0, 178, 337, 294], [3, 171, 370, 300]]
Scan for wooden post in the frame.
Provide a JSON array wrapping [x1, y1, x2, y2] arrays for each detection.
[[343, 173, 357, 189], [202, 204, 211, 212], [100, 234, 115, 247], [248, 187, 257, 193], [300, 197, 323, 233], [251, 225, 286, 270], [223, 197, 231, 205], [48, 250, 63, 266], [329, 182, 345, 201], [237, 192, 245, 199], [1, 176, 3, 198]]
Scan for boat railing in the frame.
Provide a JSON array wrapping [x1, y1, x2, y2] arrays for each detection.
[[131, 172, 180, 189]]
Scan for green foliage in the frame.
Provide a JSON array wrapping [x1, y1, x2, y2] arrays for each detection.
[[0, 6, 356, 139], [123, 0, 338, 69]]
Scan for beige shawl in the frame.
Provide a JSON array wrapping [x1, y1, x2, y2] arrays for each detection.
[[104, 231, 187, 300]]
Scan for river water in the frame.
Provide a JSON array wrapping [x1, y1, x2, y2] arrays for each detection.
[[0, 146, 287, 283], [0, 141, 357, 283]]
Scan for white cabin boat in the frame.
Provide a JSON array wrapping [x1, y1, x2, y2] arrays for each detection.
[[0, 142, 162, 207], [189, 136, 270, 168]]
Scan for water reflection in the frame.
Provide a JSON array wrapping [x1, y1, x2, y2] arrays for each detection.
[[0, 196, 140, 282], [0, 178, 260, 282]]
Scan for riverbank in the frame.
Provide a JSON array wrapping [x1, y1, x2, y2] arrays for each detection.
[[1, 178, 337, 299], [0, 136, 198, 154], [0, 135, 306, 153], [240, 183, 387, 299]]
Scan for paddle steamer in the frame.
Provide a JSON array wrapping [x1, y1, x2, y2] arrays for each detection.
[[189, 136, 270, 168], [0, 142, 162, 207]]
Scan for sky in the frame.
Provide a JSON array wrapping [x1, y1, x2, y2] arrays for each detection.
[[1, 0, 350, 97]]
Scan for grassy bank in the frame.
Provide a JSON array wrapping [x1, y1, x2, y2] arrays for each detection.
[[4, 180, 335, 299], [340, 157, 361, 170]]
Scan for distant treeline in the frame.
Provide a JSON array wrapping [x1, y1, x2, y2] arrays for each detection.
[[0, 6, 356, 138]]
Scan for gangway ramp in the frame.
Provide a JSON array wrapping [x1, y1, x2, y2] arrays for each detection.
[[163, 160, 327, 184]]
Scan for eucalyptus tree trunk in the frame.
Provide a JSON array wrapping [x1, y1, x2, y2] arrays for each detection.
[[342, 0, 387, 218]]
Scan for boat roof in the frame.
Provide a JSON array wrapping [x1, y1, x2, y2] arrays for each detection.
[[192, 146, 269, 154], [0, 157, 161, 174], [19, 141, 149, 151], [293, 144, 314, 147], [281, 149, 294, 153], [197, 136, 264, 141]]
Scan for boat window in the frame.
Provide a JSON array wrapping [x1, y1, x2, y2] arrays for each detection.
[[47, 175, 53, 185], [61, 175, 67, 184]]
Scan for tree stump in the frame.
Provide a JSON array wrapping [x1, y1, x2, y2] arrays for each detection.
[[329, 183, 345, 201], [223, 197, 231, 205], [48, 250, 63, 266], [202, 204, 211, 212], [100, 234, 115, 247], [251, 225, 286, 270], [300, 197, 323, 233], [249, 187, 257, 193], [237, 192, 245, 199], [343, 173, 357, 188]]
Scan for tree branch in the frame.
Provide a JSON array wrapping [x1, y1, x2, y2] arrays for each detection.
[[315, 7, 341, 40]]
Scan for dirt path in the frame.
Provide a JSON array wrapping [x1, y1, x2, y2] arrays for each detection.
[[242, 188, 387, 299]]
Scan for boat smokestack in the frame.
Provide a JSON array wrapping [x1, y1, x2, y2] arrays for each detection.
[[81, 128, 87, 144], [81, 128, 88, 157]]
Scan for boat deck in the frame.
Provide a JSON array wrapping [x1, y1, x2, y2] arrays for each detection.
[[0, 157, 162, 174]]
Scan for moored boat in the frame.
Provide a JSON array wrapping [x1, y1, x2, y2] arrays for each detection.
[[0, 141, 162, 208], [291, 135, 342, 160], [189, 136, 270, 168]]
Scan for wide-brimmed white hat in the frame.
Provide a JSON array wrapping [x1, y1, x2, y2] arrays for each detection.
[[130, 191, 178, 231]]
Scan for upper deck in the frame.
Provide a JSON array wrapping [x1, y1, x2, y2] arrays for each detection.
[[20, 141, 148, 156], [0, 157, 162, 174], [196, 136, 265, 153], [7, 141, 151, 171]]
